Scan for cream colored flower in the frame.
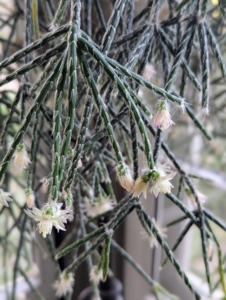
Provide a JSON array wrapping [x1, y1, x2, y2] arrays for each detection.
[[143, 63, 156, 81], [116, 164, 134, 191], [150, 170, 176, 197], [89, 266, 103, 284], [83, 197, 114, 218], [53, 271, 74, 297], [13, 143, 31, 169], [25, 201, 73, 238], [25, 188, 35, 208], [133, 167, 176, 198], [152, 100, 175, 130], [185, 189, 206, 210], [141, 219, 167, 248], [133, 170, 151, 199], [179, 99, 186, 114], [0, 189, 12, 207]]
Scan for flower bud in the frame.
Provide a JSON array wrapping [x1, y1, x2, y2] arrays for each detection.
[[116, 164, 134, 192], [25, 188, 35, 208], [152, 100, 175, 130], [13, 143, 31, 169]]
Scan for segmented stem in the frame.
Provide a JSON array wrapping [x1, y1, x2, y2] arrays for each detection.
[[0, 56, 63, 184], [138, 204, 201, 300], [0, 24, 69, 71], [50, 53, 67, 201], [198, 21, 209, 112]]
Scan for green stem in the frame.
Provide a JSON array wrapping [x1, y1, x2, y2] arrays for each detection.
[[0, 55, 63, 184], [0, 24, 69, 71]]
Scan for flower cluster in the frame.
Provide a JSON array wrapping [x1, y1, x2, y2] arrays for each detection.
[[152, 100, 175, 130], [133, 167, 176, 198], [53, 271, 74, 297], [83, 197, 114, 218], [25, 201, 73, 238]]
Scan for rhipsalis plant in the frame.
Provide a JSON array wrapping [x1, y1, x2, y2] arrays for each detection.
[[0, 0, 226, 299]]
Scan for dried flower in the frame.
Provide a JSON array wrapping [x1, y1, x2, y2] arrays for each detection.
[[40, 177, 50, 186], [25, 188, 35, 208], [207, 239, 214, 261], [152, 100, 175, 130], [13, 143, 31, 169], [133, 170, 151, 199], [141, 219, 167, 248], [0, 189, 12, 207], [83, 197, 114, 218], [89, 266, 103, 284], [53, 271, 74, 297], [40, 177, 50, 194], [116, 164, 134, 191], [25, 201, 73, 238], [185, 189, 206, 210]]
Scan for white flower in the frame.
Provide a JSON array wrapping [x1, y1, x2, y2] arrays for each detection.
[[116, 164, 134, 192], [83, 197, 114, 218], [78, 159, 83, 168], [143, 63, 156, 81], [133, 167, 176, 198], [133, 170, 151, 199], [185, 189, 206, 210], [13, 143, 31, 169], [138, 89, 144, 98], [141, 219, 167, 248], [150, 169, 176, 197], [152, 100, 175, 130], [0, 189, 12, 207], [89, 266, 103, 284], [25, 201, 73, 238], [53, 271, 74, 297], [25, 189, 35, 208], [179, 99, 186, 114]]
